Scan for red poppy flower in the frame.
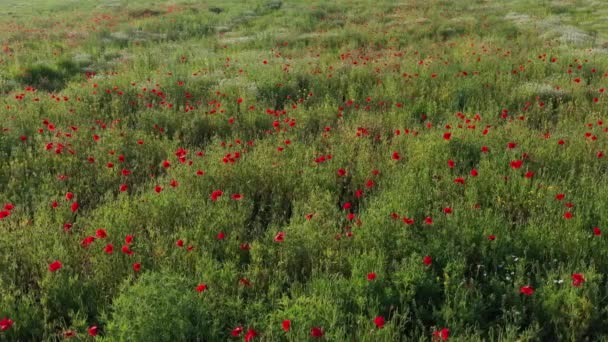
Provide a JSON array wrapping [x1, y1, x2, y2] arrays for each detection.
[[231, 193, 243, 200], [555, 193, 565, 200], [402, 217, 415, 225], [63, 330, 76, 339], [367, 272, 377, 281], [520, 285, 534, 296], [433, 328, 450, 341], [217, 231, 226, 240], [423, 255, 432, 266], [133, 262, 141, 272], [176, 239, 184, 247], [447, 160, 455, 168], [121, 245, 132, 255], [196, 284, 207, 292], [0, 317, 14, 331], [120, 184, 128, 192], [104, 244, 114, 254], [563, 211, 573, 219], [211, 190, 223, 201], [487, 234, 496, 241], [71, 202, 79, 212], [49, 260, 62, 272], [392, 151, 401, 160], [374, 316, 385, 329], [95, 229, 107, 238], [282, 320, 291, 332], [231, 326, 244, 337], [572, 273, 585, 287], [443, 207, 452, 214], [125, 235, 134, 244], [310, 327, 324, 338], [355, 189, 364, 198], [274, 232, 285, 242], [81, 236, 95, 248], [88, 326, 98, 337], [337, 168, 347, 176], [593, 227, 602, 236], [470, 169, 478, 177], [510, 160, 523, 169], [245, 329, 257, 342], [443, 132, 452, 141], [239, 278, 251, 287], [365, 179, 375, 189]]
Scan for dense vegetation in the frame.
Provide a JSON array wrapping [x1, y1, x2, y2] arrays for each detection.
[[1, 0, 608, 340]]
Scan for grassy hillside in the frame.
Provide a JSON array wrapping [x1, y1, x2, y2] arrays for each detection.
[[1, 0, 608, 340]]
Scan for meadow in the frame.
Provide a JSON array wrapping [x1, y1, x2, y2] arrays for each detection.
[[1, 0, 608, 340]]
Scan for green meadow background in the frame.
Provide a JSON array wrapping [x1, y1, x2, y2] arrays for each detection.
[[1, 0, 608, 340]]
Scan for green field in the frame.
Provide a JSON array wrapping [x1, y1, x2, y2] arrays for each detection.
[[1, 0, 608, 340]]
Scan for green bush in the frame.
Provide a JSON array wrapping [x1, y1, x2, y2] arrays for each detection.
[[106, 272, 203, 341]]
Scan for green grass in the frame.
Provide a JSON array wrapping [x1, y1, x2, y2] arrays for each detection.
[[1, 0, 608, 340]]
